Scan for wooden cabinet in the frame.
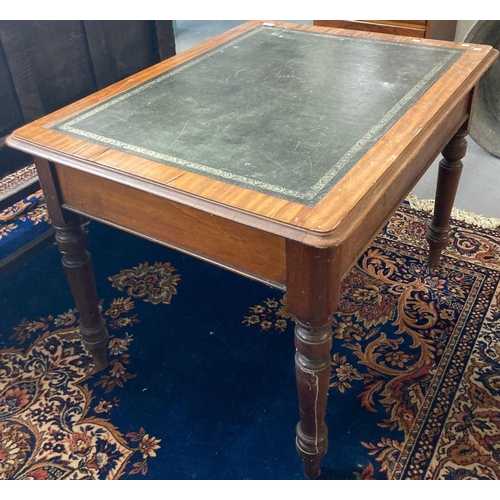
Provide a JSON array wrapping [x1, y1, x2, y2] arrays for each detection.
[[313, 20, 457, 41]]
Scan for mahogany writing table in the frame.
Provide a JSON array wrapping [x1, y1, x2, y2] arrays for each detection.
[[7, 21, 497, 478]]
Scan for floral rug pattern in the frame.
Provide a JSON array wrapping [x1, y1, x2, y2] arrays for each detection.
[[0, 190, 48, 241], [0, 164, 37, 194], [0, 289, 167, 479], [244, 205, 500, 479], [1, 197, 500, 479]]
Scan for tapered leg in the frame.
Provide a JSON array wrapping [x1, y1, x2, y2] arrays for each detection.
[[34, 157, 108, 371], [286, 240, 340, 479], [294, 317, 333, 478], [54, 212, 109, 370], [426, 127, 468, 271]]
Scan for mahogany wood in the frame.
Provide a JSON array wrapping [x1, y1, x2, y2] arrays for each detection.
[[313, 20, 457, 41], [54, 213, 109, 371], [337, 91, 471, 278], [6, 22, 497, 250], [426, 127, 469, 270], [54, 163, 287, 287], [286, 241, 340, 478], [314, 20, 427, 38], [35, 158, 109, 370], [6, 21, 498, 479]]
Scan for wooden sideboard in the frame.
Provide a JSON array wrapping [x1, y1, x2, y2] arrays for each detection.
[[313, 20, 457, 41]]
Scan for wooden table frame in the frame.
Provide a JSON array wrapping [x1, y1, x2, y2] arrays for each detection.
[[7, 21, 497, 479]]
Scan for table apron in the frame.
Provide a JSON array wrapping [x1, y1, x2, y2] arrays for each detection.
[[336, 91, 471, 277], [48, 88, 470, 291], [54, 163, 287, 289]]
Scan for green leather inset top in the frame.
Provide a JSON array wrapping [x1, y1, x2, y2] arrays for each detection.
[[53, 25, 464, 205]]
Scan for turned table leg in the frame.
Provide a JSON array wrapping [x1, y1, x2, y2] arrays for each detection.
[[34, 157, 109, 371], [293, 317, 333, 479], [426, 127, 468, 271], [54, 214, 109, 370], [286, 240, 340, 479]]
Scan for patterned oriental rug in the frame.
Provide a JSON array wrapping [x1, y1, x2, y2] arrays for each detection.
[[1, 195, 500, 480]]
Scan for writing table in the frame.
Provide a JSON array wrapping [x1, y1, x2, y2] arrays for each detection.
[[7, 21, 498, 478]]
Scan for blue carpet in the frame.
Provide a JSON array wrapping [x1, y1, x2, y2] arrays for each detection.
[[1, 200, 500, 479], [0, 190, 50, 261]]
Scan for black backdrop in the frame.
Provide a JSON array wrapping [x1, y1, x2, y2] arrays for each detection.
[[0, 20, 176, 176]]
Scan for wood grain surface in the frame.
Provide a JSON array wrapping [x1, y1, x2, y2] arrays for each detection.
[[54, 163, 287, 287], [6, 20, 498, 480], [7, 21, 498, 254]]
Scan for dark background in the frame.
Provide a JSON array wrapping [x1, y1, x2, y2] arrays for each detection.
[[0, 20, 176, 176]]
